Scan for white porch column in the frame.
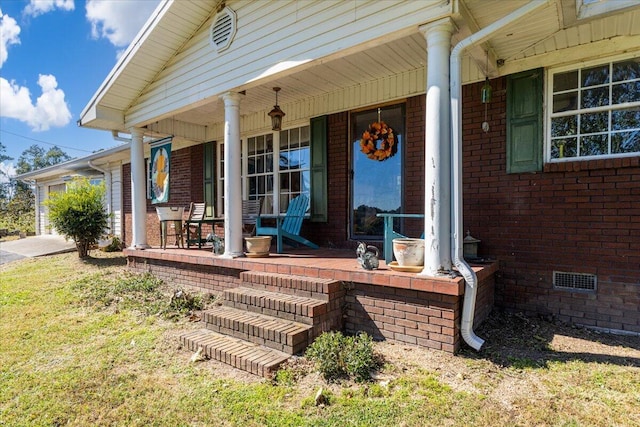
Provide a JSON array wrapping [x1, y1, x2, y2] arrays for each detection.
[[130, 127, 149, 249], [419, 19, 454, 276], [220, 92, 244, 258]]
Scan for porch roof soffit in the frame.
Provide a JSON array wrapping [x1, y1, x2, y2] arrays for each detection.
[[80, 0, 640, 137], [78, 0, 219, 131], [81, 0, 455, 134]]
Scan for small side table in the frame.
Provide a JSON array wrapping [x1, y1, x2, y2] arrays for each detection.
[[159, 219, 184, 249]]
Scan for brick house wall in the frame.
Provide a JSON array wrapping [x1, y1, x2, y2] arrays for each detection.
[[120, 82, 637, 334], [123, 144, 205, 247], [462, 78, 640, 334]]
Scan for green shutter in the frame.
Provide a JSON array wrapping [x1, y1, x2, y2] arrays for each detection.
[[507, 69, 543, 173], [310, 116, 328, 222], [203, 142, 215, 218]]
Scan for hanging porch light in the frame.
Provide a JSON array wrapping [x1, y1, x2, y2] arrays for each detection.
[[268, 87, 285, 131]]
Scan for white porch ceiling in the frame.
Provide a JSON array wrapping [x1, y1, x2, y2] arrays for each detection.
[[83, 0, 640, 135]]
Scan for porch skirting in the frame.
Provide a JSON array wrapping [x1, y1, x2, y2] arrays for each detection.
[[125, 247, 497, 353]]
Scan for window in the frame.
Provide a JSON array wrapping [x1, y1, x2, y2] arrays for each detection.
[[548, 56, 640, 161], [278, 127, 310, 213], [217, 125, 311, 216], [246, 133, 274, 210]]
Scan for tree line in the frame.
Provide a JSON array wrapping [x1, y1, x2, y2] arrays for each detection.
[[0, 142, 71, 233]]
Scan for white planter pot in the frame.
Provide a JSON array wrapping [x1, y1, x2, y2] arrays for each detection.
[[244, 236, 272, 254], [392, 238, 425, 266]]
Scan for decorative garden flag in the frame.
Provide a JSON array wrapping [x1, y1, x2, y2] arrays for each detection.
[[150, 137, 172, 204]]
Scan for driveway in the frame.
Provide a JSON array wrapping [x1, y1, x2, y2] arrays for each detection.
[[0, 235, 76, 265]]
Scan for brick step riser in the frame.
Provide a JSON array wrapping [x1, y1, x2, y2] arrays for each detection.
[[223, 299, 316, 325], [205, 322, 310, 355], [222, 289, 328, 325], [203, 312, 311, 355], [180, 330, 289, 378], [239, 272, 343, 302]]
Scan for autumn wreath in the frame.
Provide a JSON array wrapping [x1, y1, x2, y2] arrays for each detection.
[[359, 121, 397, 161]]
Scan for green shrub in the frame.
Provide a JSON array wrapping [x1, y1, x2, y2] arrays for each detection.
[[343, 333, 375, 382], [45, 178, 109, 258], [101, 236, 123, 252], [305, 331, 376, 382]]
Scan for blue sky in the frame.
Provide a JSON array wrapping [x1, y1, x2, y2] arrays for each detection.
[[0, 0, 160, 177]]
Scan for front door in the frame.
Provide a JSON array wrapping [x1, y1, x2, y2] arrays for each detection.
[[350, 103, 405, 240]]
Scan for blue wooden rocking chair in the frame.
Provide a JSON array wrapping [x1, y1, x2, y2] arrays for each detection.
[[255, 194, 319, 254]]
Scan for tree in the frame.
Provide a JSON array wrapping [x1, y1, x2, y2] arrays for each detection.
[[0, 143, 11, 164], [45, 178, 109, 258], [0, 143, 13, 203], [15, 144, 71, 174], [1, 145, 72, 233]]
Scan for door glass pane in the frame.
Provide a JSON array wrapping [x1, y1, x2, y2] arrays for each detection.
[[351, 104, 404, 239]]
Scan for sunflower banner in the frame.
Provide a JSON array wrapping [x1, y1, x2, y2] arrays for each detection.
[[150, 137, 172, 204]]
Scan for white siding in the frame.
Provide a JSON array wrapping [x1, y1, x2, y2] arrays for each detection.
[[125, 0, 451, 126], [110, 165, 123, 238]]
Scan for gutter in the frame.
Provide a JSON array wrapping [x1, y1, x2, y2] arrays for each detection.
[[450, 0, 550, 350], [112, 130, 132, 143]]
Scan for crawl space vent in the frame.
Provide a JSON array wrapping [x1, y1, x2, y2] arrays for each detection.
[[553, 271, 597, 292], [210, 6, 237, 53]]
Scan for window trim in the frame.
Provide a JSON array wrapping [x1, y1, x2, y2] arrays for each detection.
[[217, 125, 311, 217], [546, 52, 640, 163]]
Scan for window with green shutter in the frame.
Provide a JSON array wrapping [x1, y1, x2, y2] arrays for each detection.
[[310, 116, 328, 222], [507, 69, 543, 173], [203, 141, 215, 218]]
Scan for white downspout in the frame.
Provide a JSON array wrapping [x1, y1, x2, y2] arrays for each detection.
[[88, 160, 112, 234], [451, 0, 550, 350]]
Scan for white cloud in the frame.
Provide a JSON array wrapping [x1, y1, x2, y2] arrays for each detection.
[[0, 162, 16, 181], [0, 8, 21, 68], [0, 74, 72, 131], [24, 0, 75, 17], [86, 0, 159, 47]]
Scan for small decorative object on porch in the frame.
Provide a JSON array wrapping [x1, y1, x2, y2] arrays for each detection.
[[481, 51, 492, 133], [206, 233, 225, 255], [392, 238, 424, 267], [244, 235, 272, 257], [356, 241, 379, 270], [463, 231, 481, 259], [359, 121, 397, 161]]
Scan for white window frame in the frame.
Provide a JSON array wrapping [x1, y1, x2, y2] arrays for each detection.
[[546, 53, 640, 162], [217, 125, 311, 216]]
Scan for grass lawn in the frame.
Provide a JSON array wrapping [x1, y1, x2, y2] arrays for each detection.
[[1, 252, 639, 426]]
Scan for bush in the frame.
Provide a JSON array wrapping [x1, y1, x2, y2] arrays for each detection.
[[45, 178, 109, 258], [305, 331, 376, 382]]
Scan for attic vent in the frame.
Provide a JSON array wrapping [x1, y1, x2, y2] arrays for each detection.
[[210, 6, 236, 53], [553, 271, 597, 292]]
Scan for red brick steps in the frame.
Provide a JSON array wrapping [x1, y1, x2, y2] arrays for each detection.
[[223, 286, 327, 325], [203, 306, 312, 354], [180, 329, 290, 377], [179, 272, 344, 378]]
